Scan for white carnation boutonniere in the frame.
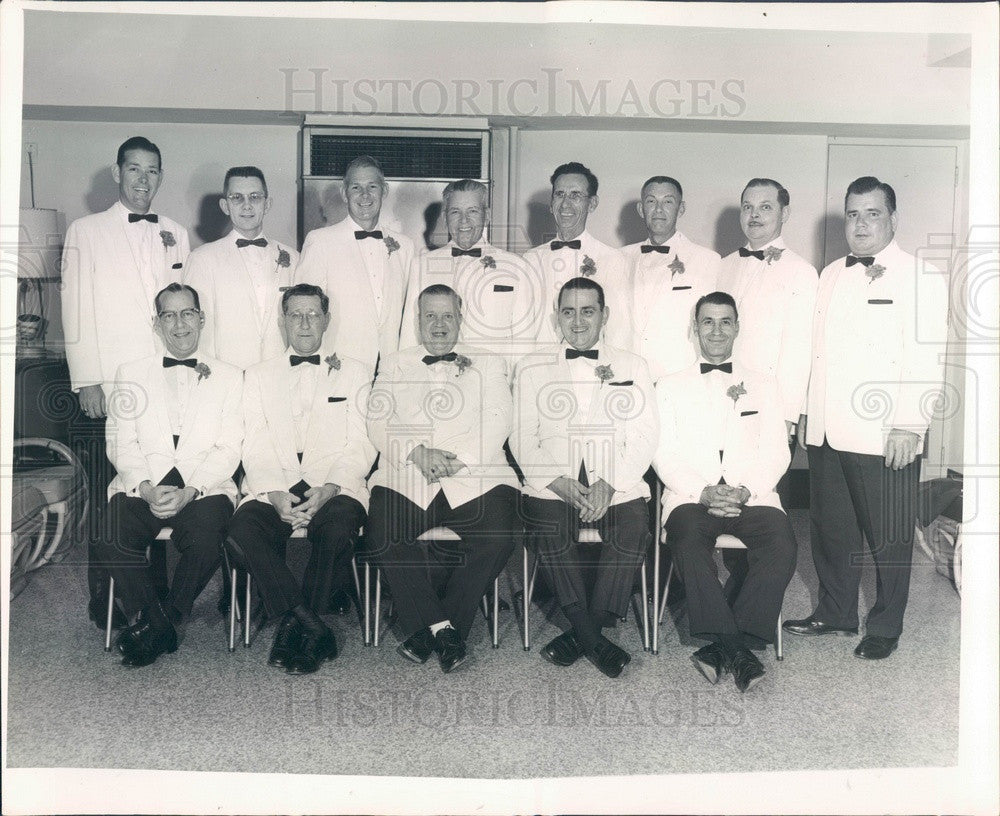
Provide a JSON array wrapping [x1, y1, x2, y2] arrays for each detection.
[[866, 263, 886, 284], [764, 246, 784, 265], [276, 248, 291, 269], [324, 354, 341, 374], [668, 256, 685, 277], [384, 235, 400, 257], [159, 230, 176, 248], [194, 362, 211, 382], [594, 364, 615, 386], [726, 380, 747, 408], [481, 255, 496, 269], [454, 354, 472, 376], [580, 255, 597, 277]]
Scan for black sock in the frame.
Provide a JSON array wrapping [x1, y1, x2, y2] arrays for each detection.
[[291, 604, 326, 635], [595, 610, 619, 629], [562, 602, 600, 652]]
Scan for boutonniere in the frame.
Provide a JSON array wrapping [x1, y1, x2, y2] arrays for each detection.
[[384, 235, 400, 256], [454, 354, 472, 376], [866, 263, 886, 284], [726, 380, 747, 407], [159, 230, 176, 248], [324, 354, 341, 374], [481, 255, 496, 269], [594, 364, 615, 385], [580, 255, 597, 277], [764, 246, 784, 265], [276, 248, 291, 268], [194, 362, 211, 382], [668, 256, 685, 277]]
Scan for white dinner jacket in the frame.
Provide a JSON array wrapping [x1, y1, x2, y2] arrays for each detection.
[[523, 230, 633, 350], [295, 217, 415, 375], [625, 231, 721, 383], [367, 343, 519, 510], [400, 240, 545, 368], [510, 344, 659, 504], [717, 237, 818, 423], [653, 361, 789, 522], [805, 240, 949, 456], [183, 231, 299, 370], [106, 353, 242, 505], [240, 351, 376, 511], [62, 203, 191, 394]]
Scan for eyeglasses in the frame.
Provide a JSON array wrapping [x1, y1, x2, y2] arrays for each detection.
[[157, 308, 201, 323], [285, 310, 323, 324], [552, 190, 590, 203], [226, 193, 267, 205]]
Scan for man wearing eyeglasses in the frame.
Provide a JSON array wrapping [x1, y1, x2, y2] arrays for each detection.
[[61, 136, 191, 629], [184, 166, 299, 370], [225, 283, 375, 674], [97, 283, 242, 667], [523, 162, 633, 351]]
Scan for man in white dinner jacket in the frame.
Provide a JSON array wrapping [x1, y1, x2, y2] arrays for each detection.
[[61, 136, 190, 626], [625, 175, 721, 383], [785, 176, 949, 661], [653, 291, 796, 693], [523, 162, 632, 350], [510, 277, 658, 679], [295, 155, 415, 375], [401, 178, 543, 370], [366, 284, 519, 673], [225, 283, 376, 675], [184, 166, 298, 371], [98, 283, 242, 668]]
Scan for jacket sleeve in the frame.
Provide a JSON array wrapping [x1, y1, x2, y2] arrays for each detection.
[[240, 366, 287, 497], [61, 219, 103, 391], [366, 357, 422, 469], [186, 368, 244, 494], [292, 231, 325, 288], [182, 250, 217, 359], [509, 359, 568, 491], [777, 263, 818, 423], [105, 364, 153, 492]]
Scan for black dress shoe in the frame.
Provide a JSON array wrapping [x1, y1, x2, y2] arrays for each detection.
[[541, 631, 583, 667], [329, 588, 353, 615], [691, 642, 730, 685], [286, 628, 338, 675], [586, 636, 631, 679], [119, 620, 178, 668], [782, 616, 858, 636], [433, 627, 468, 673], [730, 647, 765, 693], [853, 634, 898, 660], [89, 597, 127, 630], [397, 628, 435, 664], [268, 614, 303, 669]]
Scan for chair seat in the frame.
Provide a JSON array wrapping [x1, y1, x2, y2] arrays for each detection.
[[715, 534, 747, 550], [417, 527, 462, 541], [577, 528, 603, 544]]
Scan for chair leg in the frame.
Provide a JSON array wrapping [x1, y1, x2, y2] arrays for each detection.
[[492, 576, 500, 649], [373, 568, 382, 647], [640, 560, 650, 651], [658, 563, 674, 626], [104, 576, 115, 652], [350, 556, 361, 609], [651, 541, 659, 655], [228, 567, 237, 652], [776, 610, 784, 661], [243, 572, 251, 647], [363, 562, 371, 646]]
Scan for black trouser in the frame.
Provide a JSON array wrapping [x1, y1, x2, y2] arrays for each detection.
[[96, 493, 231, 619], [224, 495, 365, 618], [808, 440, 920, 638], [665, 502, 797, 643], [366, 485, 517, 640], [523, 496, 649, 622]]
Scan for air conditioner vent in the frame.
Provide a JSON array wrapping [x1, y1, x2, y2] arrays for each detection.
[[308, 133, 484, 179]]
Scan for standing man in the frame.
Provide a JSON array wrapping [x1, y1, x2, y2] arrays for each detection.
[[786, 177, 949, 660], [295, 155, 415, 375], [510, 277, 658, 679], [401, 179, 542, 369], [98, 284, 242, 667], [654, 292, 796, 692], [226, 284, 376, 675], [184, 166, 298, 370], [366, 285, 519, 673], [625, 175, 721, 383], [61, 136, 190, 626], [523, 162, 633, 350]]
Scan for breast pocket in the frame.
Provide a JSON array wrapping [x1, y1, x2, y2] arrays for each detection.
[[320, 397, 350, 446]]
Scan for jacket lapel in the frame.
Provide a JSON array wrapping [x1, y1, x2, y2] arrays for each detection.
[[143, 358, 175, 458]]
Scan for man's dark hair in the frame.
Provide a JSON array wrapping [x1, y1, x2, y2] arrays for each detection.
[[640, 175, 683, 200], [742, 177, 789, 207], [418, 283, 463, 312], [154, 282, 200, 314], [281, 283, 330, 315], [442, 178, 488, 209], [845, 176, 896, 213], [550, 162, 599, 197], [116, 136, 161, 168], [694, 291, 739, 323], [224, 166, 268, 196], [344, 155, 386, 184], [558, 276, 606, 311]]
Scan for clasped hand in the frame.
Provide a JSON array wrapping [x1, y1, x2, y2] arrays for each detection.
[[548, 476, 616, 523], [139, 482, 197, 519], [268, 484, 340, 529], [700, 484, 750, 518], [409, 444, 466, 484]]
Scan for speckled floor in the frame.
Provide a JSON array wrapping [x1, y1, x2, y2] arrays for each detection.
[[6, 510, 960, 778]]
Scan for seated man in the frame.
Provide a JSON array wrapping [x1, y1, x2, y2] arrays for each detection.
[[366, 284, 519, 673], [653, 291, 796, 692], [99, 283, 242, 667], [226, 284, 376, 674], [510, 277, 658, 678]]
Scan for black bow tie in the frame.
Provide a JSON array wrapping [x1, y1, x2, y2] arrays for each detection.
[[846, 255, 876, 268], [739, 247, 765, 260], [550, 239, 582, 251], [354, 230, 384, 240], [128, 212, 158, 223], [236, 237, 268, 249], [641, 244, 670, 254], [451, 247, 482, 257], [422, 352, 458, 366], [163, 357, 196, 368], [700, 362, 732, 374], [289, 354, 320, 366], [565, 348, 598, 360]]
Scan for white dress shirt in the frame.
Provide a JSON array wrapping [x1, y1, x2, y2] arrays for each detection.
[[351, 218, 387, 321], [290, 359, 321, 453]]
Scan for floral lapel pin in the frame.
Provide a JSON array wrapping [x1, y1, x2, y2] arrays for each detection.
[[454, 354, 472, 376], [668, 256, 685, 277], [324, 354, 341, 374], [866, 263, 886, 284], [726, 380, 747, 408], [481, 255, 496, 269], [276, 248, 291, 269], [384, 235, 400, 256], [580, 255, 597, 277], [194, 362, 211, 382], [594, 364, 615, 385], [159, 230, 176, 248], [764, 246, 784, 265]]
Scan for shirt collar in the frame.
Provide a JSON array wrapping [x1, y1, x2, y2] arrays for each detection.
[[115, 200, 156, 222], [230, 229, 266, 245], [743, 235, 786, 252]]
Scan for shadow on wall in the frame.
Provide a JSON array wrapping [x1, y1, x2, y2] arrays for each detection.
[[713, 205, 744, 257], [615, 199, 647, 247], [195, 192, 230, 245], [422, 201, 445, 251], [525, 191, 553, 248], [84, 168, 117, 215], [822, 213, 848, 268]]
